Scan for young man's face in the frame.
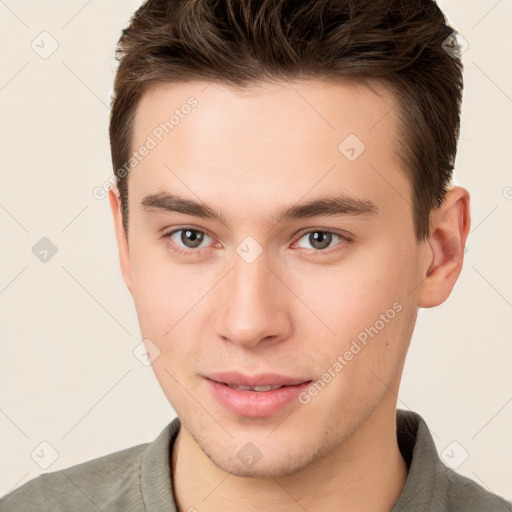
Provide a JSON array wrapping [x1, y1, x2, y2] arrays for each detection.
[[111, 79, 437, 476]]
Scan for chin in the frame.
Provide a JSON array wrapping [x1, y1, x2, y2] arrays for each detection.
[[199, 434, 332, 479], [212, 454, 310, 479]]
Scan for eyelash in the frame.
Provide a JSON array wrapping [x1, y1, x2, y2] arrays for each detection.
[[162, 226, 351, 257]]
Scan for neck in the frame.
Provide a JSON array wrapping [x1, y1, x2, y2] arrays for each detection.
[[171, 400, 408, 512]]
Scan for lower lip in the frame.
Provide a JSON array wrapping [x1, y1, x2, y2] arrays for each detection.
[[205, 378, 312, 417]]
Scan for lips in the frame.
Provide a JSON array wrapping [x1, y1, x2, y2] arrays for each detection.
[[204, 372, 313, 417]]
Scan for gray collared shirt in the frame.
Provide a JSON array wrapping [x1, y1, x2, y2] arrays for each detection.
[[1, 409, 510, 511]]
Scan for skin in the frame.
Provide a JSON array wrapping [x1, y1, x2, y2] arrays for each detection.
[[109, 79, 470, 512]]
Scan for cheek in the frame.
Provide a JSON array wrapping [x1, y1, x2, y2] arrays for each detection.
[[129, 245, 199, 331], [294, 243, 414, 329], [129, 252, 215, 379], [296, 241, 418, 373], [131, 259, 206, 409]]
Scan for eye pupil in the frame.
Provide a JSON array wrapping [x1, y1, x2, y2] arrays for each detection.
[[182, 229, 204, 248], [310, 231, 332, 250]]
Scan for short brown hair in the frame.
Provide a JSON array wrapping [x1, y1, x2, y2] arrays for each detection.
[[109, 0, 463, 240]]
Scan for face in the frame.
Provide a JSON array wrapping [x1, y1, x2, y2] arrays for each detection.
[[113, 79, 430, 477]]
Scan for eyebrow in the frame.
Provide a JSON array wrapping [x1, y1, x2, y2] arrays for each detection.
[[140, 191, 378, 224]]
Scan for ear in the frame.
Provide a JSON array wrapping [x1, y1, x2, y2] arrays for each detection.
[[417, 186, 471, 308], [108, 185, 133, 295]]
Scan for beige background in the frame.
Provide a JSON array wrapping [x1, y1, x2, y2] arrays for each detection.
[[1, 0, 511, 501]]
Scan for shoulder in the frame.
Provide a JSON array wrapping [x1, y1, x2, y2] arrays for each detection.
[[443, 466, 512, 512], [0, 442, 149, 511], [395, 409, 511, 511]]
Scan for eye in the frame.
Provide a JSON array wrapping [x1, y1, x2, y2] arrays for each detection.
[[294, 230, 348, 253], [164, 227, 213, 255], [162, 227, 350, 257]]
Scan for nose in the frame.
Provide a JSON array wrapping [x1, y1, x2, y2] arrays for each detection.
[[214, 250, 293, 350]]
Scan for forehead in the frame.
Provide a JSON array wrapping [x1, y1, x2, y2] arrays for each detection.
[[128, 78, 410, 227], [133, 78, 398, 153]]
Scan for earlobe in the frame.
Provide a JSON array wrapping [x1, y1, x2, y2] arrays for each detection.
[[417, 186, 471, 308], [108, 186, 133, 294]]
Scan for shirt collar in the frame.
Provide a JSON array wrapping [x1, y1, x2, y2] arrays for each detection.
[[140, 416, 181, 511], [391, 408, 448, 510]]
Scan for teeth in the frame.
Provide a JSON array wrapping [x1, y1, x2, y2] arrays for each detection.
[[228, 384, 284, 391]]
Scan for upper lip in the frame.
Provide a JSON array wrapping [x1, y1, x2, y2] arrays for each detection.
[[205, 371, 311, 387]]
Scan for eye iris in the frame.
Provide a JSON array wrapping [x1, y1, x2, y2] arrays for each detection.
[[175, 231, 336, 251], [309, 231, 332, 250], [181, 229, 204, 248]]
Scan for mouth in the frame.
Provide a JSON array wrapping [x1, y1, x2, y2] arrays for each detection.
[[204, 372, 313, 417], [205, 371, 311, 388], [221, 383, 286, 392]]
